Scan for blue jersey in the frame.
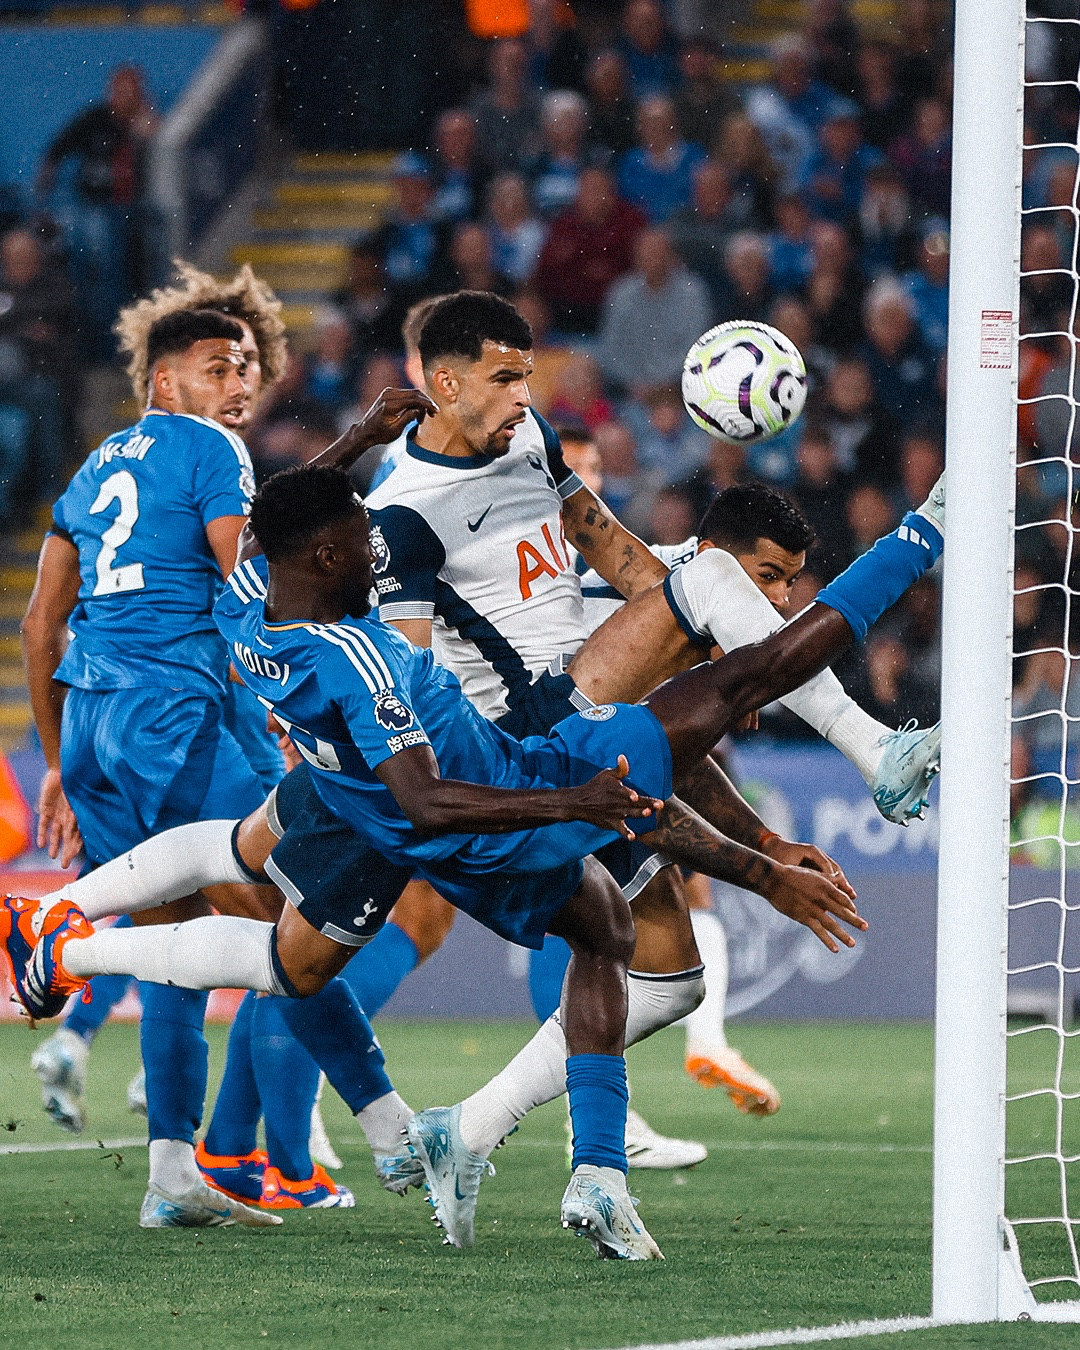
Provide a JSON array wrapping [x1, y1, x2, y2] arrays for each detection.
[[52, 410, 255, 696], [214, 556, 665, 878]]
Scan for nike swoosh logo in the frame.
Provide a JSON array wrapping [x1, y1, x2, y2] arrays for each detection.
[[467, 504, 492, 532]]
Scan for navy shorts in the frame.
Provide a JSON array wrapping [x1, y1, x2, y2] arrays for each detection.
[[264, 764, 413, 948], [61, 685, 266, 866]]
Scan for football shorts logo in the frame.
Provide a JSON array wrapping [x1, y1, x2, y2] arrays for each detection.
[[579, 704, 617, 722], [373, 691, 414, 731], [369, 525, 390, 575]]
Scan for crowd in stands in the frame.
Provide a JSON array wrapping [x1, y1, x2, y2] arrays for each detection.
[[5, 0, 1080, 771]]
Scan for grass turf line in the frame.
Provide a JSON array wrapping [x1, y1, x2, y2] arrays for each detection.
[[0, 1020, 1074, 1350]]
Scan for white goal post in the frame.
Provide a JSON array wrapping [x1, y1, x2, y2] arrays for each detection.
[[934, 0, 1080, 1324]]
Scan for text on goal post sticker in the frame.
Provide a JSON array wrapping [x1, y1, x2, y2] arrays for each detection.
[[980, 309, 1013, 369]]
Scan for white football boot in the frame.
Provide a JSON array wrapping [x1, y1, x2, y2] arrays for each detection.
[[405, 1104, 494, 1248], [871, 720, 941, 825], [561, 1164, 663, 1260], [139, 1178, 282, 1228], [624, 1107, 707, 1169], [31, 1027, 89, 1134]]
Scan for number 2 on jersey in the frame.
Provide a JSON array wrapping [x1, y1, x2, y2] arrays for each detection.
[[89, 470, 145, 595]]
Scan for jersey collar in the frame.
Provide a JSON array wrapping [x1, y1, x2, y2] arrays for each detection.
[[405, 431, 497, 470]]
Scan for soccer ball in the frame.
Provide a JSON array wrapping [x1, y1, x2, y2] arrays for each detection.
[[681, 321, 808, 443]]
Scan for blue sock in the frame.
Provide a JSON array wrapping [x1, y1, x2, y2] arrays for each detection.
[[278, 977, 394, 1114], [817, 511, 943, 642], [338, 921, 418, 1015], [203, 990, 261, 1159], [528, 936, 572, 1022], [251, 995, 320, 1181], [64, 916, 135, 1043], [566, 1053, 629, 1174], [139, 982, 210, 1145]]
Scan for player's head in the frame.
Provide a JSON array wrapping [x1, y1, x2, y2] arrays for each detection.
[[116, 261, 288, 424], [250, 464, 372, 617], [402, 293, 448, 391], [698, 483, 814, 611], [418, 290, 533, 457], [552, 423, 602, 495], [146, 309, 248, 426]]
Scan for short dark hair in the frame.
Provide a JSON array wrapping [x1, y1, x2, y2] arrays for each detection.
[[146, 308, 244, 371], [418, 290, 532, 368], [550, 421, 592, 446], [698, 482, 815, 555], [249, 465, 361, 563]]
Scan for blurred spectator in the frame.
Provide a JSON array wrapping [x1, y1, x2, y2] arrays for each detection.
[[803, 0, 860, 98], [855, 40, 912, 150], [713, 114, 778, 231], [372, 153, 452, 289], [534, 166, 646, 334], [597, 226, 712, 395], [799, 99, 882, 226], [617, 0, 679, 100], [767, 193, 816, 292], [338, 351, 405, 483], [1042, 160, 1079, 266], [858, 162, 917, 277], [527, 0, 589, 93], [1020, 226, 1073, 337], [439, 221, 515, 295], [555, 422, 603, 493], [896, 0, 952, 102], [618, 95, 707, 224], [845, 481, 897, 557], [790, 422, 854, 576], [712, 232, 775, 323], [804, 221, 866, 353], [593, 418, 641, 519], [894, 431, 944, 515], [861, 280, 940, 427], [547, 353, 613, 431], [674, 38, 739, 150], [470, 38, 543, 174], [0, 226, 80, 395], [851, 633, 936, 726], [820, 358, 899, 488], [531, 90, 607, 219], [510, 290, 573, 414], [669, 160, 739, 299], [333, 237, 408, 362], [584, 49, 637, 157], [901, 224, 949, 353], [36, 64, 161, 355], [684, 438, 747, 518], [304, 308, 354, 413], [627, 383, 711, 485], [889, 97, 952, 220], [429, 109, 484, 223], [745, 34, 834, 192], [648, 484, 699, 545], [487, 173, 547, 284], [1033, 324, 1080, 482], [248, 349, 339, 482]]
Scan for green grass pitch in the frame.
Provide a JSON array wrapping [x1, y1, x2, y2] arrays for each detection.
[[0, 1019, 1076, 1350]]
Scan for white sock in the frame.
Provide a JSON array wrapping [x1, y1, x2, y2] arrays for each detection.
[[355, 1090, 413, 1155], [683, 910, 730, 1057], [148, 1138, 201, 1194], [456, 968, 705, 1158], [46, 819, 250, 922], [669, 549, 889, 782], [63, 916, 287, 994]]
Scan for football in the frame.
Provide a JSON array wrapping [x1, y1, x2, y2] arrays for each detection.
[[681, 321, 808, 443]]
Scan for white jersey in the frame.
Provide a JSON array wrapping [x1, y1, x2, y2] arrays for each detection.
[[365, 409, 590, 722], [578, 537, 699, 635]]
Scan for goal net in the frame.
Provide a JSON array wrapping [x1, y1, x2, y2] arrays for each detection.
[[934, 0, 1080, 1324]]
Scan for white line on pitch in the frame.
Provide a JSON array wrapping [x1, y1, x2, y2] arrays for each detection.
[[508, 1138, 931, 1156], [0, 1136, 146, 1156], [604, 1314, 945, 1350]]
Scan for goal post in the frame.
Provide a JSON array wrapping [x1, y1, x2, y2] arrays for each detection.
[[934, 0, 1080, 1324]]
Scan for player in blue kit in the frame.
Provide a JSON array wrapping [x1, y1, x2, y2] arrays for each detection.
[[2, 452, 943, 1257]]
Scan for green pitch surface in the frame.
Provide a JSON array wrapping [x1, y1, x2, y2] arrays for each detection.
[[0, 1019, 1076, 1350]]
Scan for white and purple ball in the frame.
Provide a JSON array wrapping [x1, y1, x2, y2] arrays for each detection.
[[681, 321, 808, 444]]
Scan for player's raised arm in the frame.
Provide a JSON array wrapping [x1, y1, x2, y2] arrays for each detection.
[[560, 481, 668, 601], [21, 532, 84, 865], [376, 745, 658, 841], [309, 387, 438, 473]]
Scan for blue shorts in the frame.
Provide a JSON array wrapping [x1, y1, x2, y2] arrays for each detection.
[[261, 703, 673, 951], [61, 686, 267, 866]]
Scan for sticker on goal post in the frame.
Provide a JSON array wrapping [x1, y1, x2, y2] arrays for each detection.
[[980, 309, 1013, 369]]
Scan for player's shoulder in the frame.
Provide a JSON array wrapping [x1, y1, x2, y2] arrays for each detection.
[[303, 615, 413, 695], [167, 412, 252, 464]]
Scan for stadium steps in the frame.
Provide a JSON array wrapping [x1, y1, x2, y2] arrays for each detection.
[[230, 151, 396, 336]]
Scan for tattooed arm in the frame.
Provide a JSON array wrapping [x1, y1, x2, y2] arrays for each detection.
[[561, 485, 668, 599], [649, 798, 866, 952]]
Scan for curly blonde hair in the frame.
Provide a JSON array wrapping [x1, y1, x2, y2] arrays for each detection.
[[115, 259, 289, 405]]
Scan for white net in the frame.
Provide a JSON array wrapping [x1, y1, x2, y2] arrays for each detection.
[[1006, 4, 1080, 1306]]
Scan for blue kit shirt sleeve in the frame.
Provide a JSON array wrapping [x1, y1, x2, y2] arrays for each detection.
[[188, 422, 256, 526], [321, 626, 434, 771]]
